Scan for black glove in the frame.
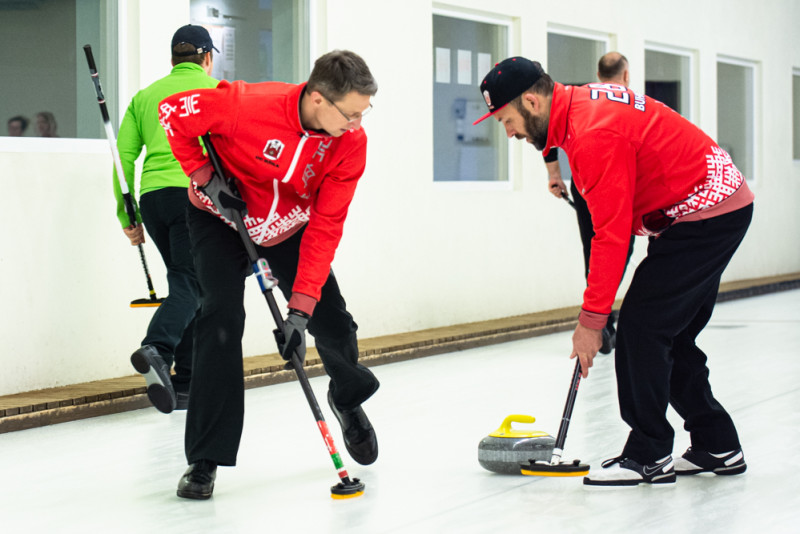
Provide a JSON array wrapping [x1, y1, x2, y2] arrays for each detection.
[[275, 310, 309, 370]]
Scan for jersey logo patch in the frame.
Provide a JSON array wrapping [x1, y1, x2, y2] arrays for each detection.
[[263, 139, 284, 161]]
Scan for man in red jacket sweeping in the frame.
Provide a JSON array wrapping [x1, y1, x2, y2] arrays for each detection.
[[474, 57, 753, 487], [160, 50, 379, 499]]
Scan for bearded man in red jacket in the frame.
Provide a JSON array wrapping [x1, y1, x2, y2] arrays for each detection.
[[160, 50, 379, 499], [474, 57, 753, 487]]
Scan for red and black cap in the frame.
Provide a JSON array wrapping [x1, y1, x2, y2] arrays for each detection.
[[473, 57, 545, 125]]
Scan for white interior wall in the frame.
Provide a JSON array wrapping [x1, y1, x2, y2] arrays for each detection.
[[1, 0, 798, 396]]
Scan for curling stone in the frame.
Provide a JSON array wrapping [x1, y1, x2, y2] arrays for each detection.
[[478, 414, 555, 474]]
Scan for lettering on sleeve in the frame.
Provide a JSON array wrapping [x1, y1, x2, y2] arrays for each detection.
[[158, 101, 178, 136], [178, 94, 202, 117]]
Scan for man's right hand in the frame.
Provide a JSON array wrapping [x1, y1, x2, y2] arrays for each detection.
[[570, 323, 602, 378], [545, 160, 567, 199], [123, 224, 144, 246], [548, 175, 568, 198]]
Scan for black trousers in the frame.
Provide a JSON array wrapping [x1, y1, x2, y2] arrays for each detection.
[[185, 206, 379, 466], [139, 188, 199, 384], [615, 204, 753, 464]]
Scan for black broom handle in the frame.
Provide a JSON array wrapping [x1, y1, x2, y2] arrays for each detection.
[[202, 135, 324, 421], [552, 359, 582, 459], [201, 134, 361, 489], [84, 44, 158, 301]]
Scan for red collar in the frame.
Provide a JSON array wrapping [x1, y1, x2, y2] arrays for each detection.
[[543, 82, 572, 157]]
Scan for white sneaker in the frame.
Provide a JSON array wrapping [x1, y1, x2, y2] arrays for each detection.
[[584, 455, 676, 486]]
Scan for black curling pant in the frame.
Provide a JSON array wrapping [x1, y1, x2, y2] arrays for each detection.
[[616, 203, 753, 464], [139, 187, 199, 385], [185, 207, 379, 466]]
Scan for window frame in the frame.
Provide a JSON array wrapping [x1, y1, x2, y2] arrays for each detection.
[[546, 24, 610, 77], [644, 42, 695, 122], [431, 6, 514, 191], [793, 68, 800, 162], [546, 24, 610, 46], [0, 0, 120, 153], [716, 55, 759, 183], [544, 26, 609, 187]]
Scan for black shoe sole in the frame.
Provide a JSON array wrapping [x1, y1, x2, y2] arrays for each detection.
[[677, 464, 747, 476], [584, 474, 676, 486], [177, 487, 214, 500], [131, 350, 176, 414], [584, 478, 642, 486]]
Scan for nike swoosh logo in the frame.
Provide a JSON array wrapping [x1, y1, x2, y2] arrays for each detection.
[[643, 460, 671, 476]]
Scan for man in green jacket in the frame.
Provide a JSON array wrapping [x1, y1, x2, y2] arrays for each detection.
[[116, 25, 218, 413]]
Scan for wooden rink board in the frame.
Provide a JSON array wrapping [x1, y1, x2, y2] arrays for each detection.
[[2, 273, 798, 434]]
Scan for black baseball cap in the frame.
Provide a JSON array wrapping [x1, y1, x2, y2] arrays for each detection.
[[473, 57, 545, 125], [171, 24, 219, 56]]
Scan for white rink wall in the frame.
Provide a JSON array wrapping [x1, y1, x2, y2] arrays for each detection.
[[1, 0, 799, 395]]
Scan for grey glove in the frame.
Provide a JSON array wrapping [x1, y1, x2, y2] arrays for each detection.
[[201, 170, 247, 223], [276, 310, 309, 370]]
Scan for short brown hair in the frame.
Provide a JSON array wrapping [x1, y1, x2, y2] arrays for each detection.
[[307, 50, 377, 102], [510, 73, 555, 109], [172, 43, 210, 66]]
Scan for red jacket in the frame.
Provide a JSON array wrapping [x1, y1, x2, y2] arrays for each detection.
[[543, 82, 753, 328], [160, 80, 368, 315]]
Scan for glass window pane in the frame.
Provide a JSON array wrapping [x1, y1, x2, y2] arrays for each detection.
[[190, 0, 310, 83], [645, 49, 691, 117], [793, 71, 800, 160], [547, 33, 606, 86], [546, 33, 607, 183], [432, 14, 508, 182], [1, 0, 117, 139], [717, 61, 755, 179]]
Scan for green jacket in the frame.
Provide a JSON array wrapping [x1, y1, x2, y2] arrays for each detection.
[[113, 62, 218, 227]]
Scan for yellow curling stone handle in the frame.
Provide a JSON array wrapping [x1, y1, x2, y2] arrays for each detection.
[[489, 414, 550, 439]]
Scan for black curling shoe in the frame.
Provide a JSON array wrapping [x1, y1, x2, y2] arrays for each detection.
[[328, 391, 378, 465], [177, 460, 217, 500], [130, 345, 177, 414], [674, 447, 747, 476]]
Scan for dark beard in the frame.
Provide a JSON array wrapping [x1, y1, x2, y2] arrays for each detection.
[[517, 104, 549, 151]]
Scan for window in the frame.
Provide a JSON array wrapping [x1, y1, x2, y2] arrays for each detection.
[[794, 69, 800, 160], [190, 0, 310, 83], [546, 30, 608, 183], [0, 0, 117, 139], [717, 58, 756, 180], [432, 12, 510, 182], [547, 32, 607, 86], [645, 47, 692, 118]]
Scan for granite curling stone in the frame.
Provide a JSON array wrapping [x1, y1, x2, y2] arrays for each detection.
[[478, 414, 555, 474]]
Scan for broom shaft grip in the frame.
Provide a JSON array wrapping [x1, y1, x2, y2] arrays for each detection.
[[553, 359, 582, 452]]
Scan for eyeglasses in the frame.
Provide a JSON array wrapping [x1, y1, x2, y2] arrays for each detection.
[[323, 95, 372, 123]]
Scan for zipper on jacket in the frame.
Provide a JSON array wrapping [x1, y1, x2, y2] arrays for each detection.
[[281, 132, 309, 183]]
